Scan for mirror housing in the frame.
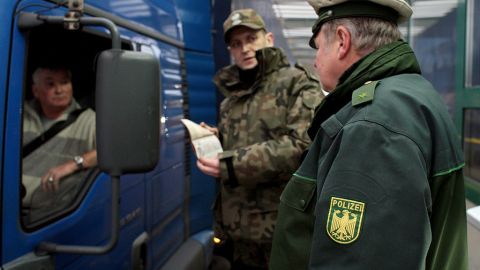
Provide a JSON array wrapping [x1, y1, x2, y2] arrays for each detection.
[[96, 49, 160, 176]]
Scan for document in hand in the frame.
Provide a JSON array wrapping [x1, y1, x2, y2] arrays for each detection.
[[180, 119, 223, 158]]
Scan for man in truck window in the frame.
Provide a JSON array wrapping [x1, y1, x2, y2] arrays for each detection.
[[22, 64, 97, 223], [196, 8, 323, 270]]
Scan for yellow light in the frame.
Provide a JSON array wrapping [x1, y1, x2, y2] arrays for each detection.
[[213, 237, 222, 245]]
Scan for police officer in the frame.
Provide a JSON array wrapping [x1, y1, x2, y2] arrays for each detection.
[[270, 0, 468, 269], [196, 8, 322, 269]]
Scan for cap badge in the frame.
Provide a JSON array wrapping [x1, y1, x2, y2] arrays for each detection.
[[231, 13, 242, 26]]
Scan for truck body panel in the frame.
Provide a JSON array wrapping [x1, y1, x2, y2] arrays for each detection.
[[1, 0, 217, 269]]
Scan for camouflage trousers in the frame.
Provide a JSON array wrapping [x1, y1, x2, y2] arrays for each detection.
[[232, 240, 272, 269], [213, 221, 272, 269]]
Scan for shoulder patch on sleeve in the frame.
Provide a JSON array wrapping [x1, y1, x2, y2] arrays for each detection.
[[295, 63, 319, 82], [352, 80, 379, 107], [327, 197, 365, 244]]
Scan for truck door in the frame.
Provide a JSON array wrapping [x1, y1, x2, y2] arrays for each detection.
[[2, 2, 146, 269]]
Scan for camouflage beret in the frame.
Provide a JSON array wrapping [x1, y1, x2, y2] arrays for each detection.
[[307, 0, 413, 48], [223, 9, 266, 43]]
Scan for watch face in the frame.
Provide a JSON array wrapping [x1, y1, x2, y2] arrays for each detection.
[[74, 156, 84, 166]]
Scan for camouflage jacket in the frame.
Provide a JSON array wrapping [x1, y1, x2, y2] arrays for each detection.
[[212, 47, 322, 242]]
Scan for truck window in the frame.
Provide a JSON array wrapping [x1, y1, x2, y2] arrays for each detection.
[[21, 25, 132, 229]]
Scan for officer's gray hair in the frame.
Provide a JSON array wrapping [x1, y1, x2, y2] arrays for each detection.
[[322, 17, 403, 56]]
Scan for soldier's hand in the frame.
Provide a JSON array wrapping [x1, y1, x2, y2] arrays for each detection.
[[197, 157, 220, 178]]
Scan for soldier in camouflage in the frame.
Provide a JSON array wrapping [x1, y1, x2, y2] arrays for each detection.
[[196, 8, 322, 270]]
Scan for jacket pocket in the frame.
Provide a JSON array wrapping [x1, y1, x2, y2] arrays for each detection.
[[280, 174, 316, 212], [270, 174, 316, 270]]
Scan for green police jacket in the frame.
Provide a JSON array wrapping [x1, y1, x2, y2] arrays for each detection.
[[270, 41, 468, 270], [212, 47, 322, 242]]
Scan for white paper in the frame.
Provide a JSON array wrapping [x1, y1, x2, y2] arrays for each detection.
[[181, 119, 223, 158]]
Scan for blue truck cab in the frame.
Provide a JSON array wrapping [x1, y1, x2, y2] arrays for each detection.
[[0, 0, 218, 269]]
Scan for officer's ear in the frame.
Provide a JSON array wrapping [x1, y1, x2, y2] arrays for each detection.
[[336, 25, 351, 60]]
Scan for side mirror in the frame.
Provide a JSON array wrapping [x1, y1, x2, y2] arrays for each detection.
[[96, 49, 160, 176]]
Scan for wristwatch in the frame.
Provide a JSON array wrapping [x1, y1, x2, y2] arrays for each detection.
[[73, 155, 84, 169]]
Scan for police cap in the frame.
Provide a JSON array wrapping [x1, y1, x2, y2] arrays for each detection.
[[307, 0, 412, 48], [223, 9, 266, 43]]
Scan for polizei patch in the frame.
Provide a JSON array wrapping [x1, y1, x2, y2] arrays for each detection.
[[326, 197, 365, 244]]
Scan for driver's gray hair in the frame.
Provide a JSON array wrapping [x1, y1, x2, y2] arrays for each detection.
[[32, 66, 72, 84]]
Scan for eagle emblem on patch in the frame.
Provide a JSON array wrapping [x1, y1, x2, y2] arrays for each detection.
[[326, 197, 365, 244]]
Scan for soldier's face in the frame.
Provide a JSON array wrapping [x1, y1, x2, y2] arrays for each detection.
[[32, 68, 73, 113], [228, 26, 274, 70]]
